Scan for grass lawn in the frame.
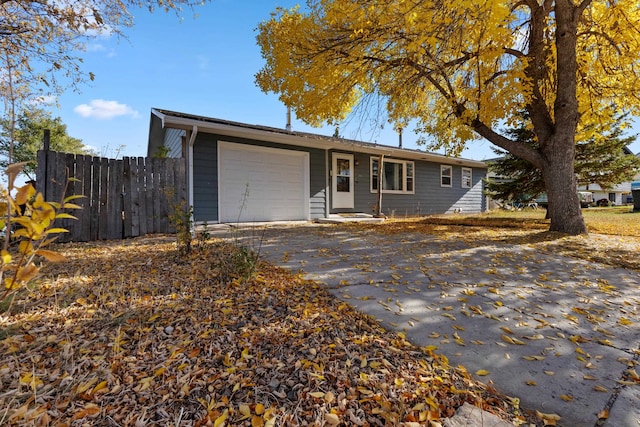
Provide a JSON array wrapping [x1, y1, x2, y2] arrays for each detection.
[[479, 205, 639, 237], [371, 207, 640, 271]]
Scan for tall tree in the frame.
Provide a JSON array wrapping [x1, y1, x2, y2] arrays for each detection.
[[0, 108, 93, 179], [256, 0, 640, 234], [486, 114, 640, 204]]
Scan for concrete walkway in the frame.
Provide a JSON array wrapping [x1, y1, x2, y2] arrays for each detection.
[[214, 223, 640, 427]]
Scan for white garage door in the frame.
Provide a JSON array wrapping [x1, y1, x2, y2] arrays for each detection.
[[218, 141, 310, 222]]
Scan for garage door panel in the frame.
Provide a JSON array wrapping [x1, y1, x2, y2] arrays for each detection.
[[218, 142, 309, 222]]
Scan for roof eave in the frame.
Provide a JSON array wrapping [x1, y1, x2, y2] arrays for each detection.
[[150, 109, 487, 169]]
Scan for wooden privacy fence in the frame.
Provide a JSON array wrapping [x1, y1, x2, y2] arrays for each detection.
[[36, 150, 187, 242]]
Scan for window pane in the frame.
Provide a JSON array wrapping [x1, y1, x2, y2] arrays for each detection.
[[371, 159, 379, 190], [462, 168, 472, 188], [337, 176, 350, 192], [441, 165, 452, 187], [383, 162, 402, 191], [337, 159, 350, 176], [406, 163, 414, 192]]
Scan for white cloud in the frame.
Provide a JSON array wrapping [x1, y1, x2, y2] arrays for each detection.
[[86, 43, 106, 52], [74, 99, 140, 120], [27, 95, 56, 106]]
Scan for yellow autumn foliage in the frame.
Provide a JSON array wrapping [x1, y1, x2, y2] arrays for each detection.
[[0, 163, 76, 311], [256, 0, 640, 153]]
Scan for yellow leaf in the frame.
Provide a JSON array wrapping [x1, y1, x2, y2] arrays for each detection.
[[325, 413, 340, 425], [309, 391, 325, 398], [251, 415, 264, 427], [255, 403, 265, 415], [214, 409, 229, 427], [536, 410, 561, 425], [61, 202, 83, 210], [76, 378, 98, 394], [238, 404, 251, 420], [55, 212, 78, 220], [1, 250, 12, 265], [324, 391, 335, 404], [139, 377, 153, 391], [523, 355, 545, 361], [618, 317, 632, 326], [93, 381, 108, 394], [526, 380, 537, 386], [501, 334, 515, 344], [45, 227, 69, 234], [560, 394, 573, 401], [475, 369, 490, 376]]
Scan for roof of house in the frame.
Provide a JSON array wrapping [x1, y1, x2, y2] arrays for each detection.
[[148, 108, 487, 168]]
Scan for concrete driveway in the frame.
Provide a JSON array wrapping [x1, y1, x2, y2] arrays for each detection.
[[214, 223, 640, 427]]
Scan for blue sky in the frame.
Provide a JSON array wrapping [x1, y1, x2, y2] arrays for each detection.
[[53, 0, 639, 160]]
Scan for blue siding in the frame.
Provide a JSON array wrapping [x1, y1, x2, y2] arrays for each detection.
[[309, 148, 327, 219], [192, 135, 484, 222], [192, 133, 218, 222], [192, 133, 327, 222], [336, 153, 486, 216]]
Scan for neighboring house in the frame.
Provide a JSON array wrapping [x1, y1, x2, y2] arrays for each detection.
[[578, 148, 637, 205], [147, 108, 487, 223]]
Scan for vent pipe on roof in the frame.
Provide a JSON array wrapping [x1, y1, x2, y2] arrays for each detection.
[[398, 127, 403, 148], [286, 106, 292, 131]]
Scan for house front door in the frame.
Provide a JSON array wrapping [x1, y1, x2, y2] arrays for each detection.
[[331, 153, 354, 209]]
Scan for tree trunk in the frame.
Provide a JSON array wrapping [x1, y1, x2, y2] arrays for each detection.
[[541, 144, 588, 234]]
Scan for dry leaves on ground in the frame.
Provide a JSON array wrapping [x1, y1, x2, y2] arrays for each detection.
[[355, 216, 640, 271], [0, 237, 532, 426]]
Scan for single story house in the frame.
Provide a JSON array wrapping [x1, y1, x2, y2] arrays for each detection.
[[147, 108, 487, 223], [578, 148, 638, 205]]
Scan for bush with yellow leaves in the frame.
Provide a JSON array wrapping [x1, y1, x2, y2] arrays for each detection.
[[0, 162, 79, 312]]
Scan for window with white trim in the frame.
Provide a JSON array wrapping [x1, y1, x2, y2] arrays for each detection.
[[440, 165, 452, 187], [461, 167, 472, 188], [371, 157, 415, 194]]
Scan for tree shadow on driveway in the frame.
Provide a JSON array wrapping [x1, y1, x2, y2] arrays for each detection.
[[220, 223, 640, 427]]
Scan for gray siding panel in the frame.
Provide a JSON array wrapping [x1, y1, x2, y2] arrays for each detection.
[[192, 134, 218, 222], [344, 153, 486, 216], [192, 133, 327, 222], [309, 148, 327, 219]]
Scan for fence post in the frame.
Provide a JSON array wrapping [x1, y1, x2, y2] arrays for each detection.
[[36, 129, 51, 200]]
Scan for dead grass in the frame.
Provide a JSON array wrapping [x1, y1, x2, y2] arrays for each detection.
[[376, 208, 640, 271]]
